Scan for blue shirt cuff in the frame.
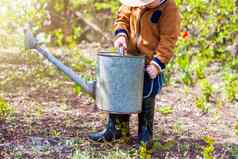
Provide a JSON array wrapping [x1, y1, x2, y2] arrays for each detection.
[[152, 57, 166, 72], [115, 29, 129, 37]]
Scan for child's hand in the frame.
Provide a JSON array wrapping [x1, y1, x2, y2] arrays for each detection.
[[114, 36, 127, 49], [146, 64, 160, 79]]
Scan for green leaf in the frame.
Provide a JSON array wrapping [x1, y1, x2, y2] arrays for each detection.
[[74, 84, 82, 96], [157, 105, 173, 115]]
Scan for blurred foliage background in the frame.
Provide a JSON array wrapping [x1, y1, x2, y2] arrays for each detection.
[[0, 0, 238, 49]]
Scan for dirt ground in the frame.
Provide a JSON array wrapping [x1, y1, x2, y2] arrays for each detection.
[[0, 47, 237, 159]]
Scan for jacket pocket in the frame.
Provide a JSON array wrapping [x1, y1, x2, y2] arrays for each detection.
[[150, 10, 162, 23]]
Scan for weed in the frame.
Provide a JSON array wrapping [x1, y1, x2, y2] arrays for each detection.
[[235, 122, 238, 136], [157, 105, 173, 115], [163, 62, 175, 85], [0, 97, 13, 121], [178, 143, 190, 157], [195, 96, 208, 113], [181, 71, 194, 86], [33, 104, 44, 119], [157, 140, 176, 151], [192, 61, 206, 80], [183, 85, 191, 95], [173, 121, 185, 135], [107, 148, 133, 159], [175, 49, 194, 86], [74, 84, 82, 96], [215, 97, 225, 109], [202, 136, 215, 159], [72, 148, 133, 159], [199, 79, 213, 101], [49, 129, 61, 137], [139, 143, 152, 159], [229, 145, 238, 159], [13, 151, 24, 159], [223, 72, 238, 102], [72, 150, 91, 159]]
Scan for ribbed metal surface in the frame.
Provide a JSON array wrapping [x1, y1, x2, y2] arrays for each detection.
[[96, 53, 145, 114]]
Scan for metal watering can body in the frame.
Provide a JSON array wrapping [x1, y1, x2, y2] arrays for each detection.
[[24, 28, 145, 114], [96, 53, 144, 114]]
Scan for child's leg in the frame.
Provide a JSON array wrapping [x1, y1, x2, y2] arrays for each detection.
[[138, 95, 156, 149], [88, 114, 130, 142]]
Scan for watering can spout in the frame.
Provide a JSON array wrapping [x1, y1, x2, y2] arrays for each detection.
[[24, 26, 96, 98]]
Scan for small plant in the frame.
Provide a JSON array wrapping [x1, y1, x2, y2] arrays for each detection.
[[225, 83, 237, 102], [49, 129, 61, 137], [179, 143, 190, 157], [72, 148, 133, 159], [0, 98, 13, 121], [107, 148, 133, 159], [175, 50, 194, 86], [33, 104, 44, 119], [215, 97, 224, 109], [72, 150, 91, 159], [229, 145, 238, 159], [163, 62, 175, 85], [156, 140, 176, 151], [13, 150, 24, 159], [223, 72, 238, 102], [74, 84, 82, 96], [202, 136, 215, 159], [195, 96, 208, 113], [173, 121, 185, 135], [181, 71, 194, 86], [199, 79, 213, 101], [195, 65, 205, 79], [139, 143, 152, 159], [235, 121, 238, 136], [157, 105, 173, 115], [191, 59, 207, 80]]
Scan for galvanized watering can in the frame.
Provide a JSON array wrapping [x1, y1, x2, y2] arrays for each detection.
[[24, 28, 145, 114]]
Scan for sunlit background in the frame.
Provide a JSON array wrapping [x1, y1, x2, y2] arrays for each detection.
[[0, 0, 119, 49], [0, 0, 35, 48]]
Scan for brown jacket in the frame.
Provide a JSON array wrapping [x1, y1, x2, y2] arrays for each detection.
[[114, 0, 180, 68]]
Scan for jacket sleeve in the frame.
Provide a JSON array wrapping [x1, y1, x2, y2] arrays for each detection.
[[152, 2, 181, 71], [114, 5, 131, 38]]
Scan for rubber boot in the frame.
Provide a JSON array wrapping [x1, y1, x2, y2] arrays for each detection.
[[138, 96, 155, 150], [88, 114, 130, 142]]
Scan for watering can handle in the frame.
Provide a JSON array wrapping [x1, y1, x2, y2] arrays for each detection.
[[118, 46, 124, 56]]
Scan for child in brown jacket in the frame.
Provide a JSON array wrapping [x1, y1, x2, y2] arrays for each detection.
[[89, 0, 181, 149]]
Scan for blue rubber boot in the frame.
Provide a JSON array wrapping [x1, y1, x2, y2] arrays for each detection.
[[138, 96, 155, 150], [88, 114, 130, 142]]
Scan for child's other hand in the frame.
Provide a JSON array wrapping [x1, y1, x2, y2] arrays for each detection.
[[146, 64, 159, 79], [114, 36, 127, 49]]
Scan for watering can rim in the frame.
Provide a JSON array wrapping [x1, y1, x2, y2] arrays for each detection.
[[97, 52, 145, 59]]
